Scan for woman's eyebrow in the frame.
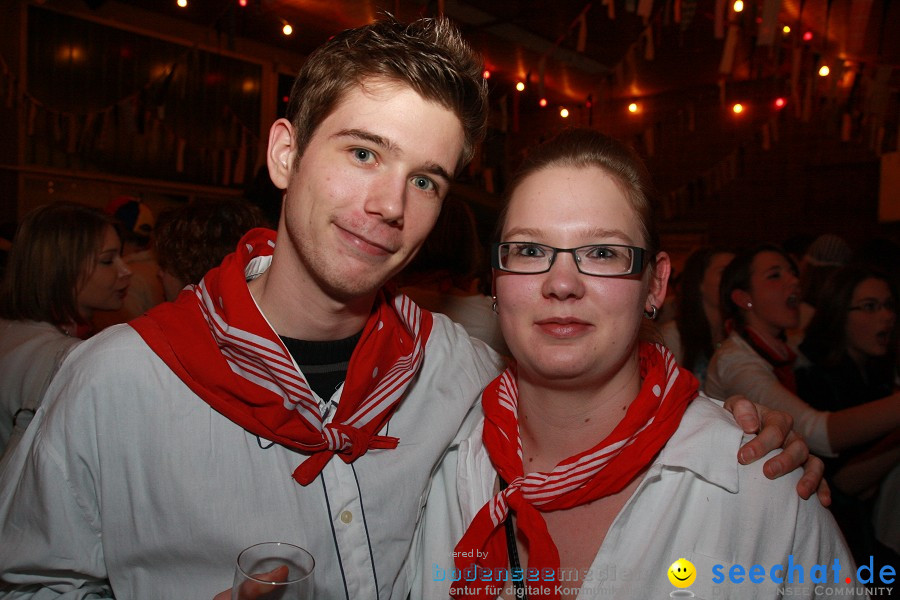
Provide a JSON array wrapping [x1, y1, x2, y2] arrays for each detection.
[[582, 228, 633, 242], [503, 227, 633, 243], [503, 227, 543, 239]]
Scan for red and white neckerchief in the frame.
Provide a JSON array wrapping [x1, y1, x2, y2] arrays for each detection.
[[742, 326, 797, 393], [453, 343, 698, 599], [131, 228, 433, 485]]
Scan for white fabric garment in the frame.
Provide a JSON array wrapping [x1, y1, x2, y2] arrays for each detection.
[[0, 314, 504, 599], [0, 319, 80, 454], [705, 331, 834, 456], [414, 395, 862, 599]]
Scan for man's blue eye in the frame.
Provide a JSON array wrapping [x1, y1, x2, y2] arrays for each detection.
[[353, 148, 374, 162], [412, 176, 434, 191]]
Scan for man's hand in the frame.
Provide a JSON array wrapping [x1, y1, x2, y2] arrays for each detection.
[[213, 565, 289, 600], [723, 395, 831, 506]]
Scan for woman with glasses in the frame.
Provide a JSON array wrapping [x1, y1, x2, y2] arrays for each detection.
[[795, 265, 900, 563], [418, 129, 852, 599], [706, 246, 900, 458]]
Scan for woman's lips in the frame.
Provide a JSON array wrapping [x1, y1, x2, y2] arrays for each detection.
[[535, 318, 592, 338]]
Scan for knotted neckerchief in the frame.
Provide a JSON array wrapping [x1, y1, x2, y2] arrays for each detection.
[[131, 228, 432, 485], [453, 343, 698, 599], [742, 326, 797, 393]]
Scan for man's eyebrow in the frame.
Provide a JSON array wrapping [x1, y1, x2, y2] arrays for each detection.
[[334, 128, 454, 182], [335, 128, 396, 152], [420, 162, 454, 183]]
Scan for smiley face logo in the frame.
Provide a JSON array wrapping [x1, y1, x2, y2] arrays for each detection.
[[668, 558, 696, 588]]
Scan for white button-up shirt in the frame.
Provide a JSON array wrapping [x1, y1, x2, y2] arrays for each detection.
[[0, 313, 504, 599], [414, 395, 863, 599]]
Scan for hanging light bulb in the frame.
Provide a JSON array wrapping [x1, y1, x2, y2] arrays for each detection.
[[803, 31, 813, 42], [515, 81, 526, 92], [539, 98, 548, 107], [774, 97, 787, 109], [782, 25, 791, 34], [732, 103, 744, 114], [818, 65, 830, 76], [176, 0, 187, 7], [282, 22, 293, 36], [628, 102, 639, 113], [733, 0, 744, 12], [560, 107, 570, 118]]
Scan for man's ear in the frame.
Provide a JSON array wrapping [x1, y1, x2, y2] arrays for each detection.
[[646, 251, 671, 312], [267, 118, 296, 190]]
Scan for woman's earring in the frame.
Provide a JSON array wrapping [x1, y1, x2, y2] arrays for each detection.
[[491, 296, 499, 314], [643, 304, 658, 320], [746, 302, 753, 309]]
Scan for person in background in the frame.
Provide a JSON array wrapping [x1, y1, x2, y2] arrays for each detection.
[[416, 129, 852, 599], [396, 194, 508, 355], [706, 244, 900, 457], [659, 246, 733, 385], [0, 202, 131, 454], [92, 195, 165, 329], [787, 233, 852, 349], [153, 198, 265, 301], [795, 265, 900, 565]]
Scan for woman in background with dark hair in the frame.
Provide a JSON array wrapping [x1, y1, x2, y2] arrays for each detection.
[[795, 265, 900, 563], [660, 247, 733, 385], [706, 245, 900, 457], [0, 201, 131, 453]]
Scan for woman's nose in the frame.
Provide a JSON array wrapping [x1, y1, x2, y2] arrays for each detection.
[[542, 251, 586, 300], [116, 258, 132, 279]]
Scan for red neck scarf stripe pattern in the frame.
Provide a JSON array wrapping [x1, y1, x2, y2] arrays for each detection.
[[452, 343, 698, 599], [131, 228, 432, 485]]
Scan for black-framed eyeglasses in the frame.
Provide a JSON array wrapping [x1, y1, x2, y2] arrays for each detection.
[[849, 299, 896, 314], [491, 242, 646, 277]]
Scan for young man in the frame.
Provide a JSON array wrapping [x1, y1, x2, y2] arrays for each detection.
[[0, 16, 819, 600]]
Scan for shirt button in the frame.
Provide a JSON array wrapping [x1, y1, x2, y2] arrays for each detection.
[[340, 510, 353, 524]]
